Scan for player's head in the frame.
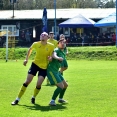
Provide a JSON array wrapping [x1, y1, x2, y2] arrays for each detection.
[[60, 34, 65, 39], [58, 38, 66, 49], [49, 31, 54, 39], [40, 32, 49, 41]]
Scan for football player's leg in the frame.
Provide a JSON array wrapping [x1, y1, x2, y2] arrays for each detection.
[[31, 69, 46, 104], [11, 74, 34, 105]]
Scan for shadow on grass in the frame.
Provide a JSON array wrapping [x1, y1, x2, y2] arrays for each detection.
[[42, 84, 55, 87], [19, 103, 67, 111]]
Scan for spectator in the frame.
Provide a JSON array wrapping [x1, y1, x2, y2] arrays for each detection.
[[112, 32, 116, 44], [81, 34, 85, 46], [25, 30, 31, 42], [71, 32, 78, 45], [21, 31, 26, 41], [77, 34, 82, 44], [102, 33, 106, 42], [84, 34, 89, 45]]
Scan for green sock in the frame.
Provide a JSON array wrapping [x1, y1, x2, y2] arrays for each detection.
[[59, 88, 66, 99], [52, 87, 62, 100]]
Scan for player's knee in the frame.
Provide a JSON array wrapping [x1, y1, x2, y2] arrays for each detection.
[[66, 83, 68, 87], [64, 67, 68, 70], [64, 81, 68, 88], [65, 83, 68, 88], [62, 67, 68, 71], [60, 86, 64, 89], [57, 84, 64, 89]]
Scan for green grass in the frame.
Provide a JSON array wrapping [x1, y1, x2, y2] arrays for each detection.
[[1, 46, 117, 60], [67, 46, 117, 60], [0, 60, 117, 117]]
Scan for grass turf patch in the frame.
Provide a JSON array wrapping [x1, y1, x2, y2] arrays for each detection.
[[1, 46, 117, 60], [0, 60, 117, 117]]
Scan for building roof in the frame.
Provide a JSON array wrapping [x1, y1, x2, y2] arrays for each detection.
[[0, 8, 116, 20]]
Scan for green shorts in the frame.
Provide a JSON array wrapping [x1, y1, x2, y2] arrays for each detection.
[[47, 70, 64, 85], [61, 59, 68, 68]]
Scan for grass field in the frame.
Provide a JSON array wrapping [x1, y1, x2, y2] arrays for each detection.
[[0, 60, 117, 117]]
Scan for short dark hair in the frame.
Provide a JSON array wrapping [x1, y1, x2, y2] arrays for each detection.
[[49, 31, 54, 34], [58, 38, 66, 44], [60, 34, 65, 38]]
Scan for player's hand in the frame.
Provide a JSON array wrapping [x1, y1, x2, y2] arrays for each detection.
[[23, 60, 28, 66], [48, 56, 52, 62], [58, 57, 63, 61]]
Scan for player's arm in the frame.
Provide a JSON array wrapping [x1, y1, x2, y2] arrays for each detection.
[[23, 47, 32, 66], [52, 51, 63, 61], [48, 45, 54, 62], [48, 56, 52, 62]]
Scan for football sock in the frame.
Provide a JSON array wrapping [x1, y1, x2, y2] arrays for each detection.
[[33, 87, 41, 98], [17, 83, 27, 99], [52, 87, 62, 100], [59, 88, 66, 99], [16, 97, 20, 101]]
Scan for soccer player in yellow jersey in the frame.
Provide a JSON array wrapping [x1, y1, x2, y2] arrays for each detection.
[[47, 32, 58, 48], [11, 32, 54, 105]]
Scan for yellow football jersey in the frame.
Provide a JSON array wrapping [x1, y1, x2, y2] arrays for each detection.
[[31, 41, 54, 69], [47, 38, 58, 48]]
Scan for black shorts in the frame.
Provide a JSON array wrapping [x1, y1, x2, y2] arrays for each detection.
[[28, 62, 47, 78]]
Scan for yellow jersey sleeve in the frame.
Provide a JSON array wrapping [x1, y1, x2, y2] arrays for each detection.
[[30, 42, 38, 50], [47, 39, 58, 48]]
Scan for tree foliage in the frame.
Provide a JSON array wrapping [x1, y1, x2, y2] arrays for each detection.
[[0, 0, 115, 10], [104, 0, 115, 8], [95, 0, 115, 8]]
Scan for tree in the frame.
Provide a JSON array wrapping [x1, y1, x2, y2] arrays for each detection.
[[76, 0, 97, 8], [104, 0, 115, 8], [17, 0, 35, 10], [0, 0, 115, 10], [94, 0, 115, 8], [2, 0, 11, 10], [0, 0, 3, 10], [26, 0, 34, 10], [56, 0, 73, 8]]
